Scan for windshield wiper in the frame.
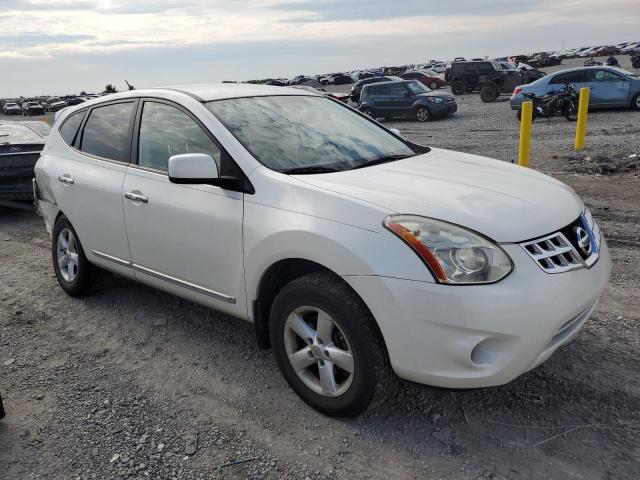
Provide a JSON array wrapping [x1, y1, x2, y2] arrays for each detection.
[[349, 154, 412, 170], [281, 166, 341, 175]]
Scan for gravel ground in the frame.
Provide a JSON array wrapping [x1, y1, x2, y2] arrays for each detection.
[[1, 56, 640, 479]]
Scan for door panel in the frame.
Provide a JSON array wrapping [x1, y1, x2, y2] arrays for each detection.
[[586, 70, 630, 106], [122, 99, 246, 316], [51, 100, 137, 277], [51, 153, 132, 276], [122, 168, 245, 315]]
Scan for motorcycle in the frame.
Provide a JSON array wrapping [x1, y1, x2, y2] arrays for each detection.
[[517, 82, 579, 122]]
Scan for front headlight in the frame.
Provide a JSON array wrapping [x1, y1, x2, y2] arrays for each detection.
[[384, 215, 513, 284], [427, 96, 444, 104]]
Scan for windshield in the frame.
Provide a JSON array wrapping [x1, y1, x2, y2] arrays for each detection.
[[405, 81, 430, 94], [207, 95, 421, 173]]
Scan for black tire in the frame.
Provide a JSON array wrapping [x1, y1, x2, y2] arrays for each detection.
[[429, 81, 438, 89], [562, 101, 578, 121], [269, 272, 397, 417], [517, 106, 538, 122], [450, 80, 466, 95], [480, 85, 499, 103], [631, 93, 640, 111], [52, 215, 97, 297], [360, 107, 374, 118], [415, 106, 432, 122]]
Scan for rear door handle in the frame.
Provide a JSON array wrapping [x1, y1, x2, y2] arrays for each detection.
[[125, 192, 149, 203], [58, 175, 74, 185]]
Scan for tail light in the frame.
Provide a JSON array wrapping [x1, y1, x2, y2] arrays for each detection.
[[513, 87, 523, 95]]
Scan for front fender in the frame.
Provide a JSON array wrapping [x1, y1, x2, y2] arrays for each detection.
[[243, 202, 435, 318]]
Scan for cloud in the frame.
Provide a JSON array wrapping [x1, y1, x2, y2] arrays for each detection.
[[0, 0, 638, 96], [270, 0, 536, 22]]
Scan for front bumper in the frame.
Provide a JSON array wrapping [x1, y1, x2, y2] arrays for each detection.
[[344, 239, 611, 388], [430, 102, 458, 118]]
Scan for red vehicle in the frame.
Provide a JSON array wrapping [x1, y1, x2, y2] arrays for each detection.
[[400, 70, 446, 89], [593, 46, 621, 57]]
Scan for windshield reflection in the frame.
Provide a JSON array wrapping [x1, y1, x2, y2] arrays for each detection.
[[207, 96, 419, 173]]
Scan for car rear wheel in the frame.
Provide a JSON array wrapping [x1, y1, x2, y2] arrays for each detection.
[[632, 93, 640, 111], [429, 81, 438, 89], [52, 216, 97, 297], [451, 80, 466, 95], [416, 106, 432, 122], [270, 272, 397, 417]]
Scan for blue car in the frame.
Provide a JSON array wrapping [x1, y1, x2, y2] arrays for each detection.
[[511, 67, 640, 111], [359, 80, 457, 122]]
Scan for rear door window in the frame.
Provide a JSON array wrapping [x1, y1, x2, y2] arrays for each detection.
[[550, 71, 587, 84], [389, 84, 408, 96], [80, 102, 136, 162], [369, 85, 391, 96]]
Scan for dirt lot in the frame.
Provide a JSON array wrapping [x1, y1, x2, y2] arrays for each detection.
[[1, 57, 639, 479]]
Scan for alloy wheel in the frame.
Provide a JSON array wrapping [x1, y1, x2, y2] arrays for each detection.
[[56, 228, 79, 282], [416, 107, 431, 122], [283, 306, 354, 397]]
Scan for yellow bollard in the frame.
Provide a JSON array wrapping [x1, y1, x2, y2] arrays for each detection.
[[518, 101, 533, 167], [575, 87, 589, 151]]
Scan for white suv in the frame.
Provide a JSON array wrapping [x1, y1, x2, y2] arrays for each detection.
[[34, 85, 610, 417]]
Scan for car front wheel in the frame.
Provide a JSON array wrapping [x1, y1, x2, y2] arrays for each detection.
[[270, 272, 397, 417], [632, 93, 640, 111], [416, 106, 432, 122]]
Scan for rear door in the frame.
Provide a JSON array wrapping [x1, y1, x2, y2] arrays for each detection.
[[50, 100, 137, 277], [368, 84, 391, 114], [547, 70, 588, 95], [585, 69, 630, 106], [122, 99, 245, 316], [388, 83, 413, 115]]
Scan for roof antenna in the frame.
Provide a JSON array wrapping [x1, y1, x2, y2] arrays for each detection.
[[125, 80, 135, 91]]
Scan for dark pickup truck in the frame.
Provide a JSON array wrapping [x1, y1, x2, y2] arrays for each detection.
[[0, 121, 49, 206]]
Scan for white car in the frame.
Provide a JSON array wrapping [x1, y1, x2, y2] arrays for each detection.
[[34, 84, 610, 417]]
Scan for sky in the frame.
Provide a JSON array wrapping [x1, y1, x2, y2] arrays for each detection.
[[1, 0, 639, 97]]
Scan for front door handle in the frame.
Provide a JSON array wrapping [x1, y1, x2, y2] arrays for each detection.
[[58, 175, 74, 185], [125, 192, 149, 203]]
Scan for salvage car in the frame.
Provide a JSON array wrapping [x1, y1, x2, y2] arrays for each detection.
[[2, 102, 22, 115], [22, 102, 45, 116], [1, 121, 48, 203], [400, 70, 446, 89], [34, 84, 610, 417], [360, 80, 456, 121], [511, 67, 640, 111], [44, 97, 67, 112]]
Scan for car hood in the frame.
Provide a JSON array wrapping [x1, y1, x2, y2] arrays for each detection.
[[295, 148, 583, 242]]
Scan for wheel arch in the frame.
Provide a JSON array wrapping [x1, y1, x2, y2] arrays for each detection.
[[252, 258, 386, 351]]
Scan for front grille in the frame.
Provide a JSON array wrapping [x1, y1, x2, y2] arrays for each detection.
[[521, 232, 583, 273], [520, 210, 601, 274]]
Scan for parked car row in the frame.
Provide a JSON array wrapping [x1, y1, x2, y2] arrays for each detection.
[[1, 95, 92, 116]]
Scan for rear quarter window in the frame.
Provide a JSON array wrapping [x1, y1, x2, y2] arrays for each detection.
[[59, 110, 86, 146]]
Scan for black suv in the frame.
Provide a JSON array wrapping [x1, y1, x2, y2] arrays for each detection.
[[445, 61, 503, 95], [359, 80, 457, 122]]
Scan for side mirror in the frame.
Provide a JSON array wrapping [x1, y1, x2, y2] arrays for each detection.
[[403, 91, 411, 97], [168, 153, 219, 184]]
